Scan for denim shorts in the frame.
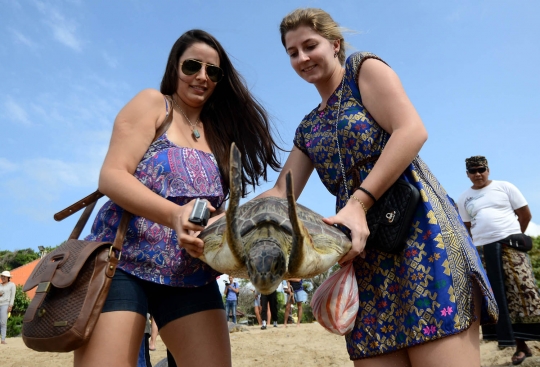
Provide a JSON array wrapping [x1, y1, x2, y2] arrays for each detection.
[[102, 269, 224, 329], [294, 290, 308, 303]]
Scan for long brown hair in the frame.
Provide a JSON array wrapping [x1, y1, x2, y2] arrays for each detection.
[[160, 30, 281, 197]]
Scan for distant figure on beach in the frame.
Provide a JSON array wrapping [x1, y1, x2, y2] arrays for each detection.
[[253, 7, 499, 366], [458, 155, 540, 366], [137, 314, 152, 367], [253, 291, 262, 326], [0, 270, 16, 345], [286, 279, 307, 327], [260, 290, 278, 329], [224, 277, 240, 324], [73, 28, 280, 367]]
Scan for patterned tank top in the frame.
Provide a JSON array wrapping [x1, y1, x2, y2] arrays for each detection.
[[85, 131, 225, 287]]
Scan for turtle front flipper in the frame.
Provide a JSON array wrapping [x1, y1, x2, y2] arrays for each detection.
[[223, 143, 245, 267], [286, 172, 350, 277]]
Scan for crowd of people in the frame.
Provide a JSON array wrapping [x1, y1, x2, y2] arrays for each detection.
[[2, 6, 538, 367]]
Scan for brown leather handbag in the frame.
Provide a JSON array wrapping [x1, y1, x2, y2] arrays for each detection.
[[22, 192, 130, 352]]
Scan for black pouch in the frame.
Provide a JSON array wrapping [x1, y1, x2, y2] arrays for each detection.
[[500, 233, 533, 252]]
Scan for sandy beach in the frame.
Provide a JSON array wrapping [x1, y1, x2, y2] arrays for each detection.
[[3, 322, 540, 366]]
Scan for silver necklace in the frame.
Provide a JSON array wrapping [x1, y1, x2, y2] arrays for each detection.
[[172, 97, 201, 140], [333, 76, 350, 199]]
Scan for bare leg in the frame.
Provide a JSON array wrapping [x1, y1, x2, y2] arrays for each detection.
[[149, 316, 158, 351], [74, 311, 146, 367], [254, 305, 262, 325], [296, 302, 303, 326], [353, 282, 482, 367], [284, 301, 291, 327], [354, 349, 411, 367], [160, 309, 231, 367]]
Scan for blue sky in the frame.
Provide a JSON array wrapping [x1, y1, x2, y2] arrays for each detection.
[[1, 0, 539, 253]]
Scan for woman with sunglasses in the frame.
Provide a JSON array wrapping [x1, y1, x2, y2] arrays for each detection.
[[74, 29, 280, 367], [458, 156, 539, 366], [255, 8, 498, 366]]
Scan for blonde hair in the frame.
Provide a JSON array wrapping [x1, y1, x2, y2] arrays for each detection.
[[279, 8, 346, 65]]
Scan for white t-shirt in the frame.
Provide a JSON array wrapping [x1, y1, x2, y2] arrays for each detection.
[[457, 180, 527, 246]]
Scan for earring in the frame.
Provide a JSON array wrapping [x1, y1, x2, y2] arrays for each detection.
[[334, 52, 338, 58]]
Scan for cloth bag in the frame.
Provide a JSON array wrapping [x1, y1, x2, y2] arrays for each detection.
[[22, 193, 130, 352], [311, 262, 359, 336]]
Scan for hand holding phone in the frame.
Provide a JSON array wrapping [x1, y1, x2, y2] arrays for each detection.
[[188, 198, 210, 227]]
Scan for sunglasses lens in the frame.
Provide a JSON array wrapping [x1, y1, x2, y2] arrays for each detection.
[[206, 66, 223, 82], [181, 60, 202, 75], [468, 167, 487, 174]]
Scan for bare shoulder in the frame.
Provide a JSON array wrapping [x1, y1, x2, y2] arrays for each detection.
[[129, 88, 167, 109], [117, 88, 168, 128], [357, 58, 400, 87]]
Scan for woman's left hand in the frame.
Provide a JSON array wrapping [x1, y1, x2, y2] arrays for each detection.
[[322, 200, 369, 264]]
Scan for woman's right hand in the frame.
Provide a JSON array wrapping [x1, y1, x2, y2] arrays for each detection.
[[323, 198, 370, 264], [173, 199, 216, 258]]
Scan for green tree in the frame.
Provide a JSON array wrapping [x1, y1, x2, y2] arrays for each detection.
[[6, 285, 31, 338], [12, 285, 31, 316]]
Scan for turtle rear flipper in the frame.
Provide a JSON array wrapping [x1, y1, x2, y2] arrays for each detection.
[[286, 171, 350, 277]]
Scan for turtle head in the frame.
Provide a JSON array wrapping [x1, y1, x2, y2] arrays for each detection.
[[246, 239, 286, 294]]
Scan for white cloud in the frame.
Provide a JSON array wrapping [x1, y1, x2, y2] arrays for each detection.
[[0, 158, 17, 172], [4, 97, 32, 126], [8, 28, 36, 48], [102, 51, 119, 69], [525, 222, 540, 237], [36, 1, 82, 52]]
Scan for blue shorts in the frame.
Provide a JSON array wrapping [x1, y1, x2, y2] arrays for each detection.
[[254, 295, 261, 307], [294, 290, 308, 303], [102, 269, 224, 329]]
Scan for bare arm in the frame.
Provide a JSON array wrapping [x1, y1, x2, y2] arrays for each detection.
[[98, 89, 211, 256], [354, 58, 428, 202], [255, 147, 314, 200], [515, 205, 532, 233], [463, 222, 472, 238], [326, 59, 428, 264]]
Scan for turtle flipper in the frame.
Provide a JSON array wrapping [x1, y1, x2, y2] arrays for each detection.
[[224, 143, 245, 265], [287, 171, 350, 277]]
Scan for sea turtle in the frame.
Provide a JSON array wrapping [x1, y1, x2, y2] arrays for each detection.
[[199, 144, 351, 294]]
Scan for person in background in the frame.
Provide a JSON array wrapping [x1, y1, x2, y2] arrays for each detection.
[[253, 290, 262, 326], [457, 155, 540, 366], [148, 315, 158, 351], [260, 290, 278, 330], [73, 29, 281, 367], [137, 314, 152, 367], [255, 7, 499, 366], [224, 277, 240, 324], [288, 279, 307, 327], [283, 280, 295, 327], [0, 270, 16, 345]]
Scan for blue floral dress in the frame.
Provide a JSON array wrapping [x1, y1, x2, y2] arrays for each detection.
[[293, 52, 498, 359]]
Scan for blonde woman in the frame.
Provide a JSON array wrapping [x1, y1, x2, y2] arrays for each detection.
[[257, 8, 498, 366]]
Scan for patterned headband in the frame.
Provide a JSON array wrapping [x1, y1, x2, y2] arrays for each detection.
[[465, 156, 488, 170]]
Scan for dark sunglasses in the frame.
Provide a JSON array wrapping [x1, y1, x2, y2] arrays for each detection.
[[180, 59, 223, 83], [467, 167, 487, 174]]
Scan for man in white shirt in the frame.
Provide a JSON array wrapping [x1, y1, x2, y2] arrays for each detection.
[[457, 155, 539, 365]]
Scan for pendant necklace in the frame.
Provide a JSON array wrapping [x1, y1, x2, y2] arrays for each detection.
[[172, 98, 201, 140]]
